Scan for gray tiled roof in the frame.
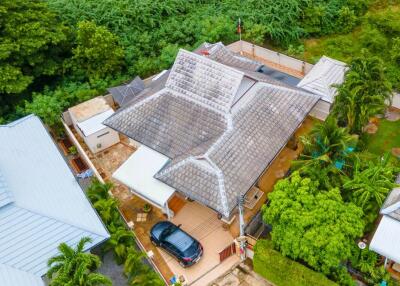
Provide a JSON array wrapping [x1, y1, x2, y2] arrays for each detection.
[[156, 83, 319, 216], [105, 44, 319, 217], [206, 42, 263, 71], [104, 89, 228, 158]]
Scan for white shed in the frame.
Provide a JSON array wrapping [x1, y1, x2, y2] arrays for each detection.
[[69, 97, 120, 153], [297, 56, 348, 121]]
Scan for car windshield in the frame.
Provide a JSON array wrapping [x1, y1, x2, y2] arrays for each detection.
[[163, 227, 194, 253]]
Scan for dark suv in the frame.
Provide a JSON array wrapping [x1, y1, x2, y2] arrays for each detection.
[[150, 221, 203, 267]]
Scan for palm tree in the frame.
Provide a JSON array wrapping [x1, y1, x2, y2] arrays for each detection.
[[124, 247, 164, 286], [87, 179, 113, 203], [333, 52, 392, 134], [301, 116, 356, 159], [294, 117, 356, 177], [47, 237, 111, 286], [94, 198, 121, 226], [343, 153, 399, 209], [103, 224, 135, 264]]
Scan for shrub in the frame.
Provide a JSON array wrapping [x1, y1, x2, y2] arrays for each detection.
[[253, 240, 338, 286]]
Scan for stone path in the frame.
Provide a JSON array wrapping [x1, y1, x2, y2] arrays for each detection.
[[210, 262, 273, 286]]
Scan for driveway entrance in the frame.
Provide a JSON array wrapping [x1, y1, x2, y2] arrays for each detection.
[[158, 201, 239, 285]]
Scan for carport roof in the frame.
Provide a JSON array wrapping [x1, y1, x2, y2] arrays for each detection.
[[112, 145, 175, 207], [105, 45, 319, 217]]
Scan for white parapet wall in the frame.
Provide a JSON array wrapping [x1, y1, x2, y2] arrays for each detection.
[[227, 40, 314, 76], [393, 93, 400, 109]]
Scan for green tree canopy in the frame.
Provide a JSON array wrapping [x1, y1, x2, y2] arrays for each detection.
[[333, 53, 393, 134], [68, 21, 125, 81], [47, 237, 111, 286], [263, 172, 365, 275]]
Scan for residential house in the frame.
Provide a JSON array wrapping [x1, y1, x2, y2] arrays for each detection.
[[0, 115, 109, 286], [104, 43, 321, 222], [370, 175, 400, 274]]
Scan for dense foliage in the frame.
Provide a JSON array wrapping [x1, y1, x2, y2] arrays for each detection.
[[1, 0, 373, 125], [262, 172, 365, 275], [87, 180, 164, 286], [47, 237, 111, 286], [253, 240, 338, 286], [333, 55, 393, 134]]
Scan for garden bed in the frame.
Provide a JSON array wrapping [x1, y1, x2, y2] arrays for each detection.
[[253, 240, 337, 286]]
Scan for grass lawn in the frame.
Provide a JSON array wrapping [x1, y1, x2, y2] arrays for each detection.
[[366, 119, 400, 155]]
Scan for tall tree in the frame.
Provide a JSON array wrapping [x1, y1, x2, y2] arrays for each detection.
[[47, 237, 111, 286], [0, 0, 68, 116], [333, 53, 393, 134], [263, 172, 365, 275], [68, 21, 125, 81]]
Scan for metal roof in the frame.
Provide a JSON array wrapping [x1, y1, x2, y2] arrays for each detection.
[[0, 171, 12, 208], [297, 56, 348, 103], [0, 115, 109, 285], [370, 215, 400, 263], [105, 45, 319, 218], [112, 145, 175, 207], [77, 109, 114, 137]]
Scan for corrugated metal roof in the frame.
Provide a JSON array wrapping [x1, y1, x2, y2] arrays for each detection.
[[77, 109, 114, 137], [370, 215, 400, 263], [0, 171, 13, 208], [297, 56, 348, 103], [0, 115, 109, 285], [0, 264, 44, 286]]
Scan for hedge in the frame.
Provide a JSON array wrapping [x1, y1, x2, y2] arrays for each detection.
[[253, 240, 337, 286]]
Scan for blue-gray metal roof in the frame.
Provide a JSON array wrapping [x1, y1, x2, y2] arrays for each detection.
[[0, 115, 109, 286], [0, 171, 12, 208]]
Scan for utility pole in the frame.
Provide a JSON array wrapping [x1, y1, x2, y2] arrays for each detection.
[[237, 195, 246, 261]]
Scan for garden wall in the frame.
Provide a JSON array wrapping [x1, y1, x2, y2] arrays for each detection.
[[253, 240, 337, 286], [227, 41, 314, 75]]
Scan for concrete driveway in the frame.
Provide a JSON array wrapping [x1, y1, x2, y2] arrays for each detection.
[[158, 201, 239, 285]]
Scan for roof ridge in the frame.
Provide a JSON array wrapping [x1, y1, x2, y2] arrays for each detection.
[[0, 114, 36, 128]]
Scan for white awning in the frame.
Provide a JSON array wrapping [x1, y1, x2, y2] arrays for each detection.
[[77, 109, 114, 137], [112, 146, 175, 207], [370, 215, 400, 263]]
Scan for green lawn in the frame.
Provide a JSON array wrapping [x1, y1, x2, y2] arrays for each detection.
[[366, 119, 400, 155]]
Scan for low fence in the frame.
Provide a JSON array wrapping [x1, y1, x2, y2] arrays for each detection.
[[227, 41, 314, 76]]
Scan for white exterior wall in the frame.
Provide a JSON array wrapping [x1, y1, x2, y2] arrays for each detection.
[[309, 100, 331, 121], [83, 127, 119, 153], [392, 93, 400, 109], [227, 41, 314, 75]]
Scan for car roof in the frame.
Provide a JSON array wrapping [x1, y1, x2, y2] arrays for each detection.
[[163, 226, 195, 252]]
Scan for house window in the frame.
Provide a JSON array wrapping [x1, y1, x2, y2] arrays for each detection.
[[97, 131, 110, 138]]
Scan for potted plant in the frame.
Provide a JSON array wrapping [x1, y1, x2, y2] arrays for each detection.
[[143, 203, 152, 213], [68, 146, 78, 156]]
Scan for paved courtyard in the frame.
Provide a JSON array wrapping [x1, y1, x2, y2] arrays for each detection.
[[159, 201, 239, 285]]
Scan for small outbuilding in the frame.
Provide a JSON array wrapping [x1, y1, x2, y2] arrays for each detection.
[[370, 175, 400, 271], [297, 56, 348, 121], [69, 97, 119, 154]]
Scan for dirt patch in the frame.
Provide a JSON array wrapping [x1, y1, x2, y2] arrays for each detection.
[[364, 123, 378, 134], [392, 148, 400, 158]]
